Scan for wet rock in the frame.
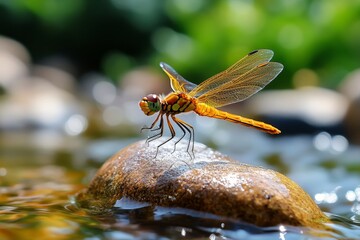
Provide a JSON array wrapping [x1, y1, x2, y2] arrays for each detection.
[[340, 68, 360, 100], [344, 96, 360, 145], [77, 139, 329, 228], [340, 69, 360, 144], [246, 87, 348, 127], [0, 36, 30, 90]]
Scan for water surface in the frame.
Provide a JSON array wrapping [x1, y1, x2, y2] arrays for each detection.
[[1, 130, 360, 239]]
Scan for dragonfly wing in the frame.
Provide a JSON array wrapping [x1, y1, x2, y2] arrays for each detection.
[[196, 62, 283, 108], [189, 49, 274, 97], [160, 62, 197, 93]]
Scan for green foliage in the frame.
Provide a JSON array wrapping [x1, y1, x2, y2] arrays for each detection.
[[1, 0, 359, 89], [157, 0, 360, 89], [1, 0, 84, 28]]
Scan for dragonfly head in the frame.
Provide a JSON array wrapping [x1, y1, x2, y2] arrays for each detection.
[[139, 94, 161, 116]]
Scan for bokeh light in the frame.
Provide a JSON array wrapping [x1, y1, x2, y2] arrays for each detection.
[[64, 114, 88, 136], [92, 81, 117, 105]]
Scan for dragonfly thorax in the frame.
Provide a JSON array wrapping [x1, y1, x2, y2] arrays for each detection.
[[139, 94, 161, 116]]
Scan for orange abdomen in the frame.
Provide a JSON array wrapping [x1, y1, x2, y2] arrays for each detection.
[[195, 103, 281, 134]]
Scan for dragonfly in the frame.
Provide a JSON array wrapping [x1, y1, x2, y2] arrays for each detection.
[[139, 49, 283, 157]]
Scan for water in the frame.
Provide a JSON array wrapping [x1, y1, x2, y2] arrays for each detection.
[[1, 130, 360, 239]]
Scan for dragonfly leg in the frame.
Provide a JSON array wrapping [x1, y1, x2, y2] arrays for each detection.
[[146, 114, 164, 146], [150, 114, 165, 133], [141, 111, 162, 132], [172, 116, 195, 159], [155, 114, 176, 155], [170, 115, 187, 154]]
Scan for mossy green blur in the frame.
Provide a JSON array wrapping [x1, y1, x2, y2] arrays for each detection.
[[0, 0, 359, 88]]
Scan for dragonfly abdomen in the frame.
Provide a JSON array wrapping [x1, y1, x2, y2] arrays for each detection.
[[162, 92, 196, 114], [195, 103, 281, 134]]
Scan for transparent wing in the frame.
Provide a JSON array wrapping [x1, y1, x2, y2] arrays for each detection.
[[189, 49, 274, 97], [196, 62, 283, 108], [160, 62, 197, 93]]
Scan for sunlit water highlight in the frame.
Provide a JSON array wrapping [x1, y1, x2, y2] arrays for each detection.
[[0, 130, 360, 239]]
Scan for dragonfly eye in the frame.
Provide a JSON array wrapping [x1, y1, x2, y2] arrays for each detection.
[[146, 94, 159, 103], [139, 94, 161, 115]]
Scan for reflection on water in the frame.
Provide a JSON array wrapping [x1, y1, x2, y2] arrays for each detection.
[[0, 162, 95, 239], [1, 131, 360, 239]]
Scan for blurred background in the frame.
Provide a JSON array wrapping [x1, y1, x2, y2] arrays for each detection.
[[1, 0, 360, 142], [1, 1, 360, 238]]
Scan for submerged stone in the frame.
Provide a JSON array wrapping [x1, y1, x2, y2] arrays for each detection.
[[77, 139, 329, 228]]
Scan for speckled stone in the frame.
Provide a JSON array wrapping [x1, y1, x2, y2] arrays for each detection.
[[77, 139, 329, 228]]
